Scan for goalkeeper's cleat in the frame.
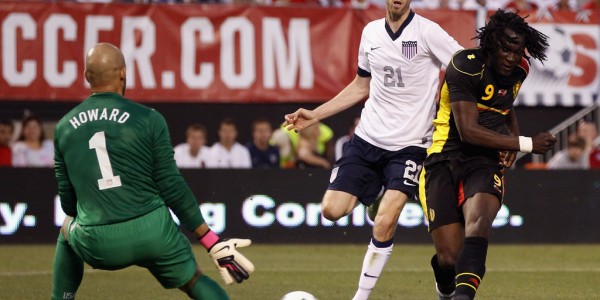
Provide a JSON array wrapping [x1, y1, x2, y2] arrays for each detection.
[[436, 282, 455, 300]]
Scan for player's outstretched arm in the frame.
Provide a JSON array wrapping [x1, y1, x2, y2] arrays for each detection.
[[196, 226, 255, 285], [283, 75, 370, 132]]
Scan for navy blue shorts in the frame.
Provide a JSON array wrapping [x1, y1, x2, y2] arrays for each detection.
[[328, 135, 427, 206]]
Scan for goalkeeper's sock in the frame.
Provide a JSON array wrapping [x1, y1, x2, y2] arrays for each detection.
[[431, 254, 456, 295], [455, 237, 488, 300], [187, 274, 229, 300], [352, 238, 393, 300], [51, 233, 84, 300]]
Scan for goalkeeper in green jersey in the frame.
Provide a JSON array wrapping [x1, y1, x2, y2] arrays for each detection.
[[51, 43, 254, 300]]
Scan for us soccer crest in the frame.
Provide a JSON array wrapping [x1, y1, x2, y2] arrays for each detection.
[[402, 41, 417, 59]]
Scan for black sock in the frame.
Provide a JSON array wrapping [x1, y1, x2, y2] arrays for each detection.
[[455, 237, 488, 300], [431, 254, 455, 294]]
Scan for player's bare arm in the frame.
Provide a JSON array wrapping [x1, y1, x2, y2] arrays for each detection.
[[501, 109, 520, 167], [451, 100, 556, 154], [283, 75, 370, 131]]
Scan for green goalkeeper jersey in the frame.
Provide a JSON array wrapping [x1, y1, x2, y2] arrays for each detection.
[[54, 92, 204, 231]]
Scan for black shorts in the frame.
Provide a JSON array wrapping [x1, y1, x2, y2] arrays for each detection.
[[328, 135, 426, 206], [419, 151, 504, 231]]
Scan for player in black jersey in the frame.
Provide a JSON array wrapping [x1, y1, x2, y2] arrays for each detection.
[[418, 10, 557, 300]]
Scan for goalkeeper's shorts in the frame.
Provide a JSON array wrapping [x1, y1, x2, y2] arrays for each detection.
[[66, 205, 197, 288]]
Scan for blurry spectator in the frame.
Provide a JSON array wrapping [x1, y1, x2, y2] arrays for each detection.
[[576, 120, 600, 154], [505, 0, 539, 10], [0, 120, 14, 167], [350, 0, 373, 9], [205, 118, 252, 168], [319, 0, 344, 7], [334, 116, 359, 161], [271, 127, 296, 168], [453, 0, 488, 9], [271, 122, 334, 168], [292, 122, 334, 162], [589, 146, 600, 169], [485, 0, 510, 9], [581, 0, 599, 9], [260, 0, 322, 5], [12, 115, 54, 167], [547, 134, 588, 169], [296, 124, 331, 169], [75, 0, 114, 3], [173, 123, 210, 168], [549, 0, 576, 10], [418, 0, 487, 9], [246, 118, 280, 169]]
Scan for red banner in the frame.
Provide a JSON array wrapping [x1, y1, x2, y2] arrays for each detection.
[[2, 4, 598, 105], [0, 3, 477, 103]]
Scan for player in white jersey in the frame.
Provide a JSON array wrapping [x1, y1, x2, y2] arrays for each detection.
[[283, 0, 462, 299]]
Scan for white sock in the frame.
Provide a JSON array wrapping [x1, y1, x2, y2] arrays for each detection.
[[352, 239, 393, 300]]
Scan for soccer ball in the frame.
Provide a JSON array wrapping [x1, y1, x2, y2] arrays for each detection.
[[281, 291, 318, 300]]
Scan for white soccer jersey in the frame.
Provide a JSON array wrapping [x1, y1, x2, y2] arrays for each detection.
[[354, 12, 462, 151], [173, 143, 211, 168], [205, 142, 252, 169]]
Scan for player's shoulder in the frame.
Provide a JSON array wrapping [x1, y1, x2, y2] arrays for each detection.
[[411, 13, 437, 26], [363, 18, 385, 32], [55, 99, 89, 131], [119, 96, 153, 113], [118, 96, 165, 122], [516, 57, 530, 76], [411, 12, 446, 32], [448, 48, 485, 75]]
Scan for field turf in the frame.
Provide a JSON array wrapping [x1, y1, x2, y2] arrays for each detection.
[[0, 244, 598, 299]]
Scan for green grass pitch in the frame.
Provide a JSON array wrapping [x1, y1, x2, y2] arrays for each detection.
[[1, 244, 598, 299]]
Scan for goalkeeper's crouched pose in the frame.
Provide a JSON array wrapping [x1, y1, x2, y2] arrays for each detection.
[[51, 43, 254, 300]]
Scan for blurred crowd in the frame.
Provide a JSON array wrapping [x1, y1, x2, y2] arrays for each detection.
[[2, 112, 599, 170], [545, 120, 600, 169], [2, 0, 599, 11], [0, 112, 360, 170]]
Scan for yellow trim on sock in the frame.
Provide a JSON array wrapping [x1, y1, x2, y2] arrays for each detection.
[[456, 282, 477, 292], [456, 272, 481, 282]]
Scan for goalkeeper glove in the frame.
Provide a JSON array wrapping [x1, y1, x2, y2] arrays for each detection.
[[199, 231, 255, 285]]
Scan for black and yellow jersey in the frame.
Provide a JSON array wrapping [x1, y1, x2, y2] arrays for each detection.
[[428, 48, 529, 159]]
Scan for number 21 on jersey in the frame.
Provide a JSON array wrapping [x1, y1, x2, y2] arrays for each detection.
[[89, 131, 122, 190]]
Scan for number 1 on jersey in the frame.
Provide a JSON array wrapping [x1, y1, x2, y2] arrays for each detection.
[[89, 131, 122, 190]]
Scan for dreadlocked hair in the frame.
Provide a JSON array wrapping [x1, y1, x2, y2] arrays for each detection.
[[475, 9, 549, 63]]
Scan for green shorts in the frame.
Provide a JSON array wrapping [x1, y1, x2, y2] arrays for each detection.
[[66, 205, 197, 288]]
